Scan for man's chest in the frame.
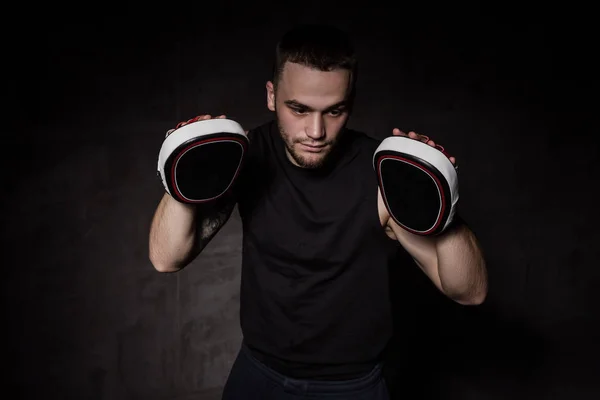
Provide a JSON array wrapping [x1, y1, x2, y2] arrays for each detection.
[[240, 169, 385, 263]]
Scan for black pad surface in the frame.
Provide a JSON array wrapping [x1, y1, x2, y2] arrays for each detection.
[[164, 134, 247, 203], [377, 152, 451, 235]]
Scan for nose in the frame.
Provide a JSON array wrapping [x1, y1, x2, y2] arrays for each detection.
[[305, 114, 325, 141]]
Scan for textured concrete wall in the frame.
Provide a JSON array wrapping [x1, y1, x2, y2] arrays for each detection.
[[3, 4, 599, 400]]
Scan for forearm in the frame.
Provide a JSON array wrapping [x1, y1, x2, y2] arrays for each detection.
[[149, 193, 198, 272]]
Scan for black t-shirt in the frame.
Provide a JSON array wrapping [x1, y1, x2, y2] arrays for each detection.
[[233, 119, 402, 380]]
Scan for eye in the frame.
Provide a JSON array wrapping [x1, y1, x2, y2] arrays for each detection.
[[328, 109, 345, 117], [291, 108, 308, 115]]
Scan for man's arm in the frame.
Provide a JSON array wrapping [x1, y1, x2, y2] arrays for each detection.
[[388, 214, 488, 306], [148, 192, 236, 273]]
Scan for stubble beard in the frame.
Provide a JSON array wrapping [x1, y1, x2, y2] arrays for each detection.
[[275, 114, 339, 170]]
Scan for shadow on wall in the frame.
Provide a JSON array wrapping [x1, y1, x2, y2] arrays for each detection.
[[383, 247, 547, 400]]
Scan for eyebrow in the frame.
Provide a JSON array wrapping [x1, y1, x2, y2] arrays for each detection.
[[284, 99, 348, 112]]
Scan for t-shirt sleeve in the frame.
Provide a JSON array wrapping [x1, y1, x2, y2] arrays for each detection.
[[231, 124, 265, 213]]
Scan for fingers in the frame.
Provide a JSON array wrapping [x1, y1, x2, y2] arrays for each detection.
[[176, 116, 205, 129], [395, 129, 430, 144], [404, 130, 433, 146], [394, 128, 457, 166], [166, 114, 248, 136], [168, 114, 228, 136], [183, 114, 227, 125]]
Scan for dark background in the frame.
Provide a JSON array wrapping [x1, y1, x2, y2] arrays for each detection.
[[3, 3, 599, 399]]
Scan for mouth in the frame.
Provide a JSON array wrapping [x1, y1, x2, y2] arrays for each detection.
[[300, 143, 327, 153]]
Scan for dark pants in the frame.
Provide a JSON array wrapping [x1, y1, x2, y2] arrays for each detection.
[[221, 344, 390, 399]]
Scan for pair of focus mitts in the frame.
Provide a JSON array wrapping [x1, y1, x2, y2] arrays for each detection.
[[156, 117, 459, 236]]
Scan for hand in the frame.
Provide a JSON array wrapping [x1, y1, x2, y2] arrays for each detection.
[[392, 128, 457, 167], [166, 114, 229, 137]]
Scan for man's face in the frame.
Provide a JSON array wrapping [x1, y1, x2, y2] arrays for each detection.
[[266, 62, 351, 169]]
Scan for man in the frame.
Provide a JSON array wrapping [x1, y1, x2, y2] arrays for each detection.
[[149, 23, 488, 399]]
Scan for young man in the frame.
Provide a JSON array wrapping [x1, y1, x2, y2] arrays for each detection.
[[149, 23, 487, 399]]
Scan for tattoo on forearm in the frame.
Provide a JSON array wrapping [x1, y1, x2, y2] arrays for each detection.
[[198, 200, 236, 241]]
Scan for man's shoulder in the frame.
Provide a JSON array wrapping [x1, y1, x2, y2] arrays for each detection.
[[242, 119, 276, 158], [246, 119, 275, 140], [239, 119, 277, 166], [344, 127, 383, 153]]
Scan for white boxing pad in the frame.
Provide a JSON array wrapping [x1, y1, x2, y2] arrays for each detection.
[[373, 136, 459, 236], [157, 118, 248, 204]]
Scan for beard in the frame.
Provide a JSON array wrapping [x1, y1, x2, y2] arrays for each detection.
[[276, 116, 341, 170]]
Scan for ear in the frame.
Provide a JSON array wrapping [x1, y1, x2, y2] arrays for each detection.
[[266, 81, 275, 112]]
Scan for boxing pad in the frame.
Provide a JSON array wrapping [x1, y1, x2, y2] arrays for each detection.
[[373, 136, 459, 236], [157, 118, 248, 204]]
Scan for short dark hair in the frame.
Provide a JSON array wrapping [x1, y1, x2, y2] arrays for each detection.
[[272, 23, 358, 100]]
